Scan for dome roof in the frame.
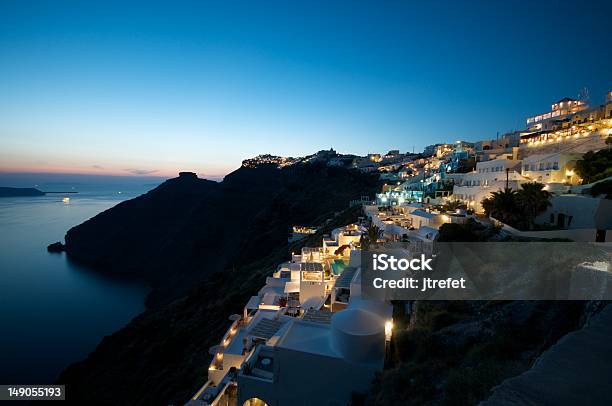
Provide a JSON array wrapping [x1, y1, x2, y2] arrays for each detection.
[[331, 308, 383, 336], [330, 308, 385, 365]]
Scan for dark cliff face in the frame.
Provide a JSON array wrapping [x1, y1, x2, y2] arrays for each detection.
[[64, 163, 379, 305], [57, 165, 370, 405]]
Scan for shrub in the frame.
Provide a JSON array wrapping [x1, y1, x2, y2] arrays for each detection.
[[589, 179, 612, 199]]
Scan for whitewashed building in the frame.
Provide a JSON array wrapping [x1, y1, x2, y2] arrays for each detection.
[[452, 156, 528, 213], [189, 225, 393, 406], [521, 152, 583, 185]]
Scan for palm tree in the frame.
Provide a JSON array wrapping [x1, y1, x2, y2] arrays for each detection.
[[360, 224, 382, 249], [443, 200, 464, 212], [517, 182, 551, 230], [481, 188, 518, 224]]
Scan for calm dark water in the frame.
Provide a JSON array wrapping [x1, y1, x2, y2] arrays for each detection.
[[0, 176, 162, 384]]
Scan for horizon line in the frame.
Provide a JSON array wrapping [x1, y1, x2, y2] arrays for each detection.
[[0, 169, 231, 180]]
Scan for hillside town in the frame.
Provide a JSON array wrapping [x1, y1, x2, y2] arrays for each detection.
[[246, 90, 612, 242], [188, 91, 612, 405]]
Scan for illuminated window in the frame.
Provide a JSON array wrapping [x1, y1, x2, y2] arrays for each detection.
[[302, 271, 322, 282]]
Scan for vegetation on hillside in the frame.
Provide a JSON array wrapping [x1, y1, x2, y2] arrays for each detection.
[[482, 182, 551, 230], [441, 200, 465, 212], [367, 203, 597, 405], [360, 224, 383, 249], [368, 300, 587, 405], [589, 179, 612, 199], [437, 218, 500, 242], [575, 148, 612, 184]]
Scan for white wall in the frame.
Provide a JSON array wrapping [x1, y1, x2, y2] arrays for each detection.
[[521, 152, 582, 184], [492, 217, 609, 242], [536, 195, 612, 230], [451, 157, 527, 212], [300, 279, 325, 305], [238, 346, 380, 406]]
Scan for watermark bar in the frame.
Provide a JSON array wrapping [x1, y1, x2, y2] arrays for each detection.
[[362, 242, 612, 300], [0, 385, 65, 401]]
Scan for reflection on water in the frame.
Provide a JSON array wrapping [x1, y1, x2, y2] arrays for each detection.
[[0, 182, 156, 384]]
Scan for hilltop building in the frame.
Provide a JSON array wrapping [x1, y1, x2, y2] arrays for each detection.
[[474, 132, 521, 162], [519, 91, 612, 152], [526, 97, 589, 132], [241, 154, 297, 169]]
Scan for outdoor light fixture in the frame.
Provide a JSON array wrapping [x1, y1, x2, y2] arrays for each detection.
[[385, 320, 393, 341]]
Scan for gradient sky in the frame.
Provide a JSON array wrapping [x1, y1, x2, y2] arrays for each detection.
[[1, 0, 610, 178]]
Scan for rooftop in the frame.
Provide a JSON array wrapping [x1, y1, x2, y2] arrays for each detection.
[[411, 209, 436, 219], [301, 262, 324, 272], [334, 266, 358, 289], [302, 308, 333, 324], [249, 318, 287, 340], [277, 320, 340, 359]]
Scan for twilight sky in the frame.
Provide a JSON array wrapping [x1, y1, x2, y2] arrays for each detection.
[[1, 0, 610, 178]]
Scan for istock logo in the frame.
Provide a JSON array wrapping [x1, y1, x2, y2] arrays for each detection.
[[372, 253, 433, 271]]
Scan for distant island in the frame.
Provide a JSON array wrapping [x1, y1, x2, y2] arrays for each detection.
[[0, 187, 80, 197], [0, 187, 45, 197]]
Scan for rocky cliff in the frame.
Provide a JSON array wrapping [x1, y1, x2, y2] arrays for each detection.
[[64, 163, 379, 306], [56, 162, 379, 404]]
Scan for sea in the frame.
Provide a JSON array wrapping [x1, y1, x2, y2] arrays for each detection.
[[0, 173, 164, 384]]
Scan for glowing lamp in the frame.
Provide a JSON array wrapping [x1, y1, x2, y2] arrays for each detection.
[[385, 320, 394, 341]]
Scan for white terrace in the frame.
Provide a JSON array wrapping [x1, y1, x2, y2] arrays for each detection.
[[189, 224, 393, 406], [364, 203, 461, 244]]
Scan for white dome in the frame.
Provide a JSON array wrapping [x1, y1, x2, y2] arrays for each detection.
[[348, 299, 393, 321], [330, 308, 385, 364], [332, 308, 383, 335]]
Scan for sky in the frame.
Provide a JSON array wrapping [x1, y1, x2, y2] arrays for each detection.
[[1, 0, 610, 179]]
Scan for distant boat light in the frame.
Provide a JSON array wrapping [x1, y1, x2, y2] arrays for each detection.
[[62, 197, 70, 204]]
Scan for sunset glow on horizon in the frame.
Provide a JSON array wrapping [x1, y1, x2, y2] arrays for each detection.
[[0, 157, 231, 180]]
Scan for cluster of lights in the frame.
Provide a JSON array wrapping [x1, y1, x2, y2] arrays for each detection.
[[293, 226, 317, 234], [209, 319, 241, 371], [242, 154, 297, 168], [524, 126, 597, 147], [528, 99, 585, 125]]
